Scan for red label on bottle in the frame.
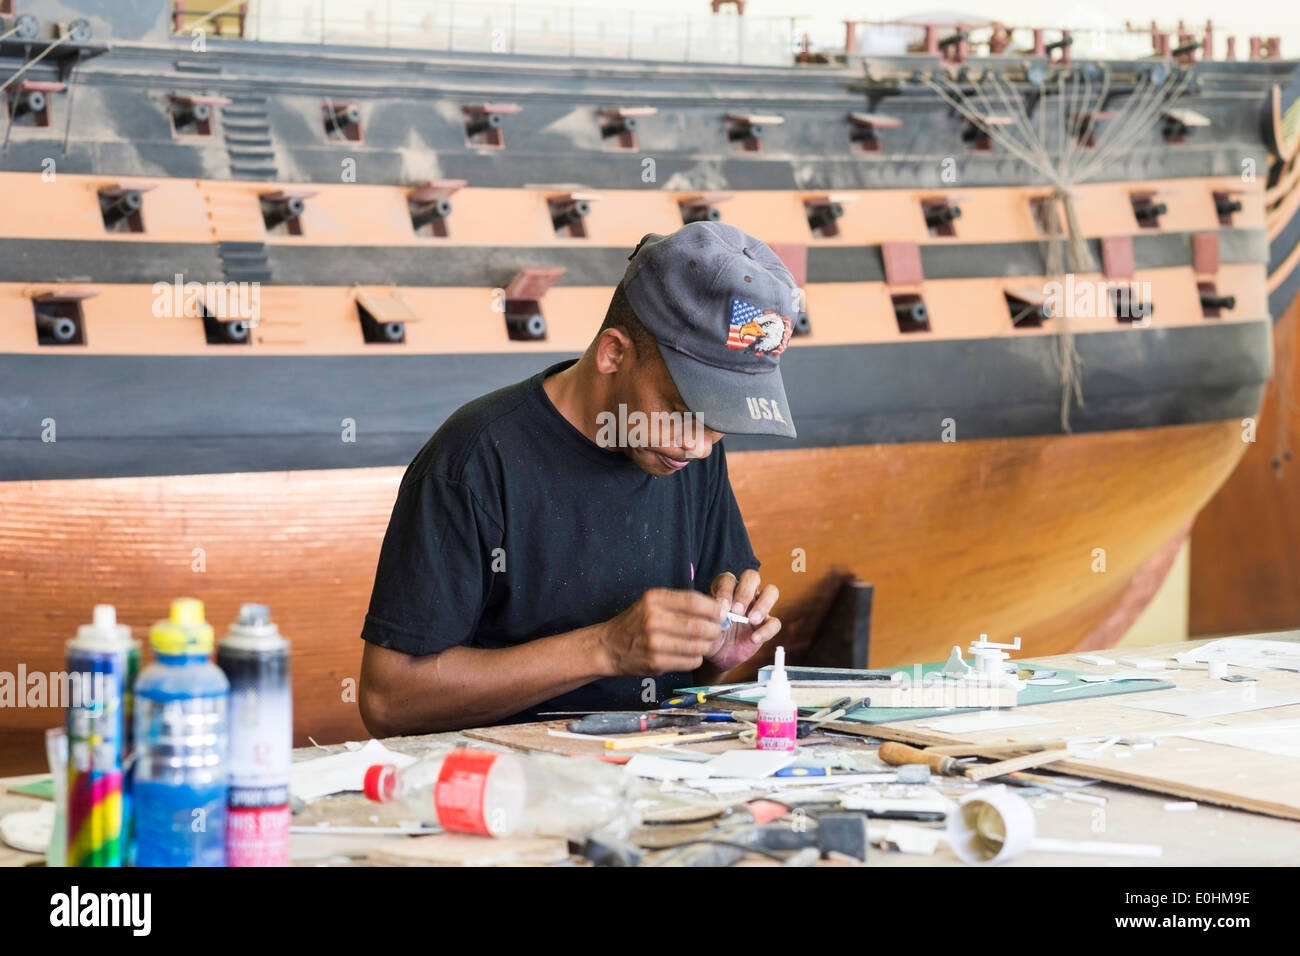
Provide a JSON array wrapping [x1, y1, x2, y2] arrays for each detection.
[[226, 805, 291, 866], [434, 749, 498, 835]]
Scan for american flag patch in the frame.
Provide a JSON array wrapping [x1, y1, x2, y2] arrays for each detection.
[[726, 298, 791, 355]]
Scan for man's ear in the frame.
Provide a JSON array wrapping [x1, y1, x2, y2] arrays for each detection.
[[593, 327, 634, 375]]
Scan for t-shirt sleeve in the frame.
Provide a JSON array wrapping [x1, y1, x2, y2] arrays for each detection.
[[360, 473, 503, 656], [694, 445, 760, 594]]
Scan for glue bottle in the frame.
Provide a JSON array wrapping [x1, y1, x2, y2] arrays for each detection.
[[756, 645, 797, 751]]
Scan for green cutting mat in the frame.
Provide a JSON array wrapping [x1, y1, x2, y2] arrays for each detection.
[[675, 661, 1174, 724], [8, 777, 54, 800]]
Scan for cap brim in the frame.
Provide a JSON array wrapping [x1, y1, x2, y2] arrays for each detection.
[[659, 347, 796, 439]]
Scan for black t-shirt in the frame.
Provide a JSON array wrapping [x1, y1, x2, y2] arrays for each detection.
[[360, 358, 760, 723]]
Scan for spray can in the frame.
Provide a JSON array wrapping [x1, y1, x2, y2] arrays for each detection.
[[133, 598, 229, 866], [65, 604, 133, 867], [217, 603, 292, 866], [756, 645, 798, 752]]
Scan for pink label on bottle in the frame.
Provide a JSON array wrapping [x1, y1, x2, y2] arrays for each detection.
[[756, 716, 797, 751], [226, 805, 291, 867]]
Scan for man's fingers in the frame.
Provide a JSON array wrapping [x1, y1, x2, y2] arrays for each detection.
[[731, 569, 761, 617], [659, 609, 726, 642], [746, 583, 780, 625], [711, 571, 737, 607], [748, 615, 781, 645], [645, 633, 711, 672], [647, 625, 716, 654], [656, 587, 730, 626]]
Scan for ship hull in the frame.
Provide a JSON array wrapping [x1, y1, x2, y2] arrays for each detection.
[[0, 418, 1249, 773], [1191, 297, 1300, 634]]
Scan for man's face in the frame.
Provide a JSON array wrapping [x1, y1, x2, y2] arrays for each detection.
[[615, 339, 724, 477]]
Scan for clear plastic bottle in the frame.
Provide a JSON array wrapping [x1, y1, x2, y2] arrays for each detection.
[[365, 748, 646, 841], [133, 598, 230, 867]]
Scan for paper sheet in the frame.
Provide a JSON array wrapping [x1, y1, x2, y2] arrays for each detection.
[[623, 754, 713, 781], [290, 739, 419, 802], [914, 711, 1059, 733], [1174, 637, 1300, 672], [1172, 719, 1300, 758], [704, 750, 795, 778], [1118, 689, 1300, 719]]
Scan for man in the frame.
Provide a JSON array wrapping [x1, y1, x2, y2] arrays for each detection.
[[359, 221, 799, 736]]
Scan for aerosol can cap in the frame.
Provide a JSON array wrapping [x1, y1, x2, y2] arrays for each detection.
[[150, 597, 214, 654], [72, 603, 133, 649]]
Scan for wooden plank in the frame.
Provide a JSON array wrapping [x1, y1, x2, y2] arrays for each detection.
[[462, 719, 743, 757], [964, 747, 1071, 780], [825, 640, 1300, 820], [369, 834, 569, 866]]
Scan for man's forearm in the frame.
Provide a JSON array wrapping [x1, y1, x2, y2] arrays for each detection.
[[362, 623, 612, 735]]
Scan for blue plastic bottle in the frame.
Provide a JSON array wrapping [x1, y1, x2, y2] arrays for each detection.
[[133, 598, 230, 867]]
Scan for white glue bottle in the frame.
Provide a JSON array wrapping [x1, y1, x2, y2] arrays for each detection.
[[756, 646, 797, 751]]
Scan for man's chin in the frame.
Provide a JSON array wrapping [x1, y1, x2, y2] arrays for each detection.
[[630, 448, 686, 476]]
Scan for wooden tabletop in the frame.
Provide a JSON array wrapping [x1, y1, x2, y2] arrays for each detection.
[[5, 638, 1300, 866]]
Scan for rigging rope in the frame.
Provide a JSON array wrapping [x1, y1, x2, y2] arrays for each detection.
[[920, 65, 1187, 430]]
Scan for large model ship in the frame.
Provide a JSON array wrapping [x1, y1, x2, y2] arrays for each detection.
[[1, 0, 1297, 769]]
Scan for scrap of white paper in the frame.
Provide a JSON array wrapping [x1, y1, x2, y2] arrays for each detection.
[[290, 739, 418, 802], [1174, 637, 1300, 672], [841, 791, 955, 816], [623, 754, 713, 781], [1119, 689, 1300, 719], [1118, 657, 1169, 670], [1075, 670, 1173, 683], [914, 711, 1059, 733], [1173, 719, 1300, 758], [879, 823, 943, 855], [704, 750, 795, 778]]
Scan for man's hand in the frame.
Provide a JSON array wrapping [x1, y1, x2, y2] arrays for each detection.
[[705, 570, 781, 671], [596, 587, 730, 676]]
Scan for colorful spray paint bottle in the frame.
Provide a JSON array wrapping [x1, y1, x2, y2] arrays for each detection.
[[218, 603, 292, 866], [65, 605, 135, 866], [756, 645, 798, 751], [133, 598, 230, 866]]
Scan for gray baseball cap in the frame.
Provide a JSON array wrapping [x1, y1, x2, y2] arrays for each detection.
[[621, 221, 798, 439]]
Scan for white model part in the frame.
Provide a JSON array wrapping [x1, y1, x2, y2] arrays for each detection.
[[968, 633, 1021, 679], [942, 646, 972, 678]]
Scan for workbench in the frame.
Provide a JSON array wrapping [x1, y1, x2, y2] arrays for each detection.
[[3, 639, 1299, 866]]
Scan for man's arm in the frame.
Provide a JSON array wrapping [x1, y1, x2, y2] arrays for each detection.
[[360, 624, 610, 736], [360, 587, 729, 736]]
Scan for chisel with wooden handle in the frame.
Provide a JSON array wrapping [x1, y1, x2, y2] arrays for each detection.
[[878, 741, 1069, 780]]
